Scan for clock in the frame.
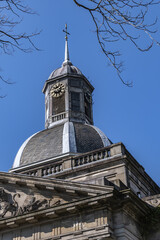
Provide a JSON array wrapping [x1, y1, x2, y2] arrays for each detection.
[[50, 83, 65, 98], [85, 91, 92, 103]]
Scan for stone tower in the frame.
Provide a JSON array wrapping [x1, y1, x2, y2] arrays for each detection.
[[43, 29, 94, 128]]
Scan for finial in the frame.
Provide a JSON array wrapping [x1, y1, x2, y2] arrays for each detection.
[[63, 24, 71, 65], [64, 24, 70, 40]]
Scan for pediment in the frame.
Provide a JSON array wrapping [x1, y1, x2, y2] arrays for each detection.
[[0, 172, 114, 220]]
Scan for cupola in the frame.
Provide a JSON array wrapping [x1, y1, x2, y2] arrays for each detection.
[[11, 25, 111, 172], [42, 25, 94, 129]]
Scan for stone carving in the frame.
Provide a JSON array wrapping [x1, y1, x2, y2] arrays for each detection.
[[0, 188, 20, 218], [45, 199, 61, 208], [0, 188, 61, 218], [19, 196, 47, 214]]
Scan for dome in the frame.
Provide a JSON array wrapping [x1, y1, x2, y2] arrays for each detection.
[[12, 122, 111, 169], [48, 62, 83, 80]]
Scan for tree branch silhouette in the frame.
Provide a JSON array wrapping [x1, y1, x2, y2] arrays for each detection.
[[73, 0, 160, 86], [0, 0, 39, 96]]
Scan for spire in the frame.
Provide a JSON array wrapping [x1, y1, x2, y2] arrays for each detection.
[[64, 24, 69, 62], [63, 24, 71, 66]]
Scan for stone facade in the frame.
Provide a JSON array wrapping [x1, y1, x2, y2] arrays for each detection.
[[0, 172, 150, 240], [2, 142, 160, 240]]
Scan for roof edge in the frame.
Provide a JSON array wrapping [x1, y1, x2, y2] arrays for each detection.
[[42, 73, 94, 93], [12, 131, 40, 169]]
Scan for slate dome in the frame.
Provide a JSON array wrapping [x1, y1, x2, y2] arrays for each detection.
[[49, 62, 83, 80], [12, 122, 111, 169]]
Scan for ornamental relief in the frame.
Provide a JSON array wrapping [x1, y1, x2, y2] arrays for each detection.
[[0, 187, 61, 219]]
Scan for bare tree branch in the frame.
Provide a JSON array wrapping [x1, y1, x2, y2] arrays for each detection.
[[0, 0, 39, 96], [73, 0, 160, 86]]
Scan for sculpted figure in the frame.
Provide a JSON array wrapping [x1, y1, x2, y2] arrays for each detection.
[[22, 196, 48, 213], [0, 188, 20, 218], [21, 197, 61, 213], [0, 187, 62, 217]]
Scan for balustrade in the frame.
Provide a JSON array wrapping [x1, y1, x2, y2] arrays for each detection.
[[22, 145, 122, 177], [42, 163, 63, 177], [52, 112, 66, 122], [26, 170, 38, 177], [73, 148, 111, 167]]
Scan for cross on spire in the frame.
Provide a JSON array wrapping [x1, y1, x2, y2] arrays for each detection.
[[63, 24, 70, 64], [63, 24, 70, 40]]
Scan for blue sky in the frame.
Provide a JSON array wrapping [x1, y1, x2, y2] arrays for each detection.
[[0, 0, 160, 186]]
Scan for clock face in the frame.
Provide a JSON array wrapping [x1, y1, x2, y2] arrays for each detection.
[[85, 91, 92, 103], [50, 83, 65, 98]]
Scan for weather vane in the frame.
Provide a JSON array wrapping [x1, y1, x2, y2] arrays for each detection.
[[63, 24, 70, 40]]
